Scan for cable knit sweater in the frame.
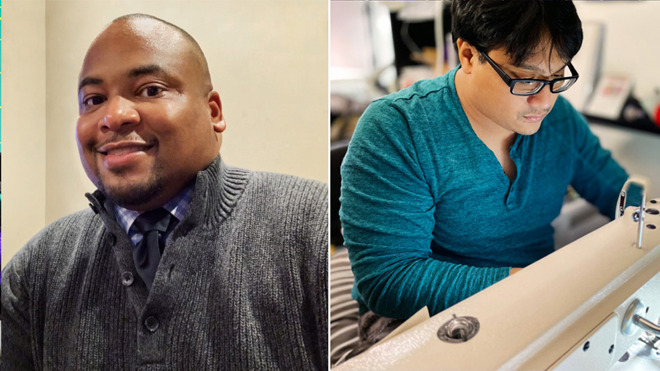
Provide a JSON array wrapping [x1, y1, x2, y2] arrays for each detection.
[[1, 157, 328, 370]]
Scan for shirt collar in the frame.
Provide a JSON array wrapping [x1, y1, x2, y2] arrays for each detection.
[[114, 181, 195, 237]]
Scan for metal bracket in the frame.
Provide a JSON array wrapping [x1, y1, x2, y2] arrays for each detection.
[[615, 177, 649, 248]]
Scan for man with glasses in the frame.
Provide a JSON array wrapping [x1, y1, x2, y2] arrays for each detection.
[[339, 0, 629, 352]]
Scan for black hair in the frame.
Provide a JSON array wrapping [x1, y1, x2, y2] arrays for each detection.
[[451, 0, 583, 66]]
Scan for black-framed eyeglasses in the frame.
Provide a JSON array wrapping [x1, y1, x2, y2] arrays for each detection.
[[479, 51, 579, 96]]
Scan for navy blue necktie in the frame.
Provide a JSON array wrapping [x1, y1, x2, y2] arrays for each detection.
[[132, 208, 173, 290]]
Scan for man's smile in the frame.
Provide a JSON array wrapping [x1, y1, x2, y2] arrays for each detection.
[[97, 141, 155, 169]]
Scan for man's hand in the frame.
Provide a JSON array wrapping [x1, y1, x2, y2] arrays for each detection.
[[510, 268, 523, 275]]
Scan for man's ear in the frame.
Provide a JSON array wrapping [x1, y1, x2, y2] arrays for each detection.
[[456, 38, 479, 74], [208, 91, 226, 133]]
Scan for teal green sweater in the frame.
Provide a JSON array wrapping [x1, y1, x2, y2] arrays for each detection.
[[339, 67, 628, 319]]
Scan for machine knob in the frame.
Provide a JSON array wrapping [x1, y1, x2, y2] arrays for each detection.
[[621, 299, 646, 336]]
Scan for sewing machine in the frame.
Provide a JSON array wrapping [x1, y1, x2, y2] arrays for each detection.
[[335, 181, 660, 370]]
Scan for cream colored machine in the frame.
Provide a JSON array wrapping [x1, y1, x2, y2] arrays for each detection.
[[335, 186, 660, 370]]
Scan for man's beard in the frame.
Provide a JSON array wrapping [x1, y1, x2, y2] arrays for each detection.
[[99, 170, 165, 210]]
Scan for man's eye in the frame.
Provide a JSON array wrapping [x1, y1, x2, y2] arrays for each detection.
[[83, 95, 106, 107], [139, 86, 164, 97]]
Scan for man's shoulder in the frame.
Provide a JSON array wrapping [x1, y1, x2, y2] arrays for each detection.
[[230, 170, 327, 221], [358, 69, 460, 133], [44, 208, 100, 233], [250, 170, 326, 188], [374, 73, 454, 108], [223, 170, 327, 249], [213, 160, 325, 199], [24, 208, 97, 243], [4, 208, 102, 277], [246, 171, 327, 203]]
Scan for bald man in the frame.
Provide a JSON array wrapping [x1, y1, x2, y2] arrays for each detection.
[[1, 14, 328, 370]]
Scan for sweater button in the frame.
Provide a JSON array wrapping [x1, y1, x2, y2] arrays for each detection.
[[107, 233, 116, 245], [121, 272, 134, 286], [144, 316, 159, 332]]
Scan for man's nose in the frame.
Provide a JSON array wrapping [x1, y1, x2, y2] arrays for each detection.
[[101, 96, 139, 131], [527, 84, 553, 111]]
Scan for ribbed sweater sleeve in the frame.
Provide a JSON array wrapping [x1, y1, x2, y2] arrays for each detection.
[[231, 171, 328, 370], [2, 247, 35, 370]]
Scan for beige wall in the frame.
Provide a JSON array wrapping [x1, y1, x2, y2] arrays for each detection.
[[573, 1, 660, 99], [3, 0, 329, 268], [2, 0, 48, 268]]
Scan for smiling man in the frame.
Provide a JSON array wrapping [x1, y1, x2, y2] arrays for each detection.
[[339, 0, 631, 353], [1, 14, 327, 370]]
